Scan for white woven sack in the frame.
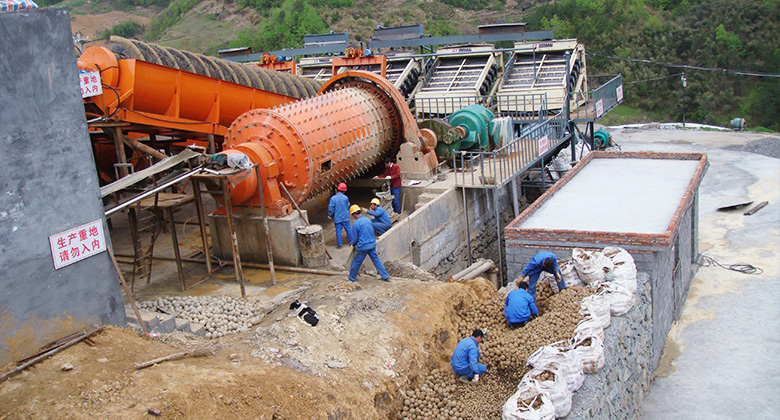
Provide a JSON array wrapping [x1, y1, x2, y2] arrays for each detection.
[[527, 342, 584, 392], [573, 335, 605, 374], [604, 283, 635, 316], [503, 380, 556, 420], [521, 367, 572, 418], [560, 258, 583, 287], [579, 293, 611, 329], [572, 248, 613, 287], [604, 247, 637, 293], [574, 316, 605, 342]]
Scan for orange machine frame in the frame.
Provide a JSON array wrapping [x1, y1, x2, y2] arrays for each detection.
[[78, 46, 298, 138]]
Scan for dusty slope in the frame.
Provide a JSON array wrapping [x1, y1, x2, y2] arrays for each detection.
[[0, 276, 492, 419]]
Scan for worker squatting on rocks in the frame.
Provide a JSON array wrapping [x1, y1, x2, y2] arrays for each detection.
[[520, 251, 567, 299], [375, 157, 402, 214], [366, 197, 392, 235], [504, 280, 539, 329], [348, 205, 390, 282], [328, 183, 353, 248], [450, 329, 487, 384]]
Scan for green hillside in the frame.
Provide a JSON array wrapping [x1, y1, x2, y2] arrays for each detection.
[[52, 0, 780, 131]]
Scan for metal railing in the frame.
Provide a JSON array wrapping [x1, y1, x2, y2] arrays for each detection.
[[452, 112, 569, 188], [413, 93, 550, 123], [569, 74, 623, 122]]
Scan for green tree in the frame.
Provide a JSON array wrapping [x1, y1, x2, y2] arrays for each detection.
[[231, 0, 327, 52]]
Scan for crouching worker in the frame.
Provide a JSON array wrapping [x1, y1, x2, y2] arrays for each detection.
[[366, 198, 392, 236], [450, 329, 487, 384], [504, 280, 538, 329]]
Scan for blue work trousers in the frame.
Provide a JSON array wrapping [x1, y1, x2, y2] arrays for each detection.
[[453, 363, 487, 380], [334, 221, 352, 247], [528, 273, 567, 299], [349, 248, 389, 281], [390, 186, 401, 213], [372, 220, 392, 235]]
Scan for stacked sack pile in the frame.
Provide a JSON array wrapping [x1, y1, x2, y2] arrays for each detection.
[[502, 247, 638, 420]]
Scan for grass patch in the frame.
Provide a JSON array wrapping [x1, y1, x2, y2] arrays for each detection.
[[156, 12, 251, 55], [747, 126, 778, 133], [597, 104, 660, 126]]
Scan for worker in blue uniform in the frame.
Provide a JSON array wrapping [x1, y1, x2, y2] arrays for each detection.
[[450, 329, 487, 383], [348, 205, 390, 282], [366, 197, 392, 236], [328, 183, 352, 248], [504, 280, 539, 329], [520, 251, 567, 299]]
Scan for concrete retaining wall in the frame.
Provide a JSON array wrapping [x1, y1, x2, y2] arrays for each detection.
[[568, 272, 654, 419], [377, 184, 519, 280], [0, 8, 126, 365]]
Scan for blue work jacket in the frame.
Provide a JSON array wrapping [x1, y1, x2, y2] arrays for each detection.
[[350, 215, 376, 251], [521, 251, 562, 278], [367, 206, 391, 225], [504, 288, 538, 323], [450, 336, 486, 376], [328, 192, 350, 223]]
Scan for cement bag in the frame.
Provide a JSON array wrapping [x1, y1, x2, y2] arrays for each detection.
[[503, 380, 555, 420], [579, 292, 611, 329], [573, 335, 605, 374], [572, 248, 613, 287], [574, 316, 605, 342], [527, 341, 584, 392], [520, 367, 572, 418], [603, 283, 635, 316]]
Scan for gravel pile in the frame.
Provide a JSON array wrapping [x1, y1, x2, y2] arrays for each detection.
[[725, 136, 780, 159], [139, 296, 266, 339]]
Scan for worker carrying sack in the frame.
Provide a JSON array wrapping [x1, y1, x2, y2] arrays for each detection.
[[520, 367, 572, 418], [527, 341, 584, 392], [502, 380, 555, 420], [572, 334, 605, 374]]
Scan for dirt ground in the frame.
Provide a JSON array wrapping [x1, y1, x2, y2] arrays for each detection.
[[71, 11, 151, 41], [0, 276, 495, 420]]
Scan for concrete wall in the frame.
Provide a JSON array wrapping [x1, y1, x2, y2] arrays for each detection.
[[568, 273, 654, 419], [377, 183, 519, 280], [209, 210, 306, 266], [0, 8, 126, 365]]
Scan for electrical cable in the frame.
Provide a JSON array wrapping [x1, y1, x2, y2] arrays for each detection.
[[625, 72, 684, 85], [586, 52, 780, 78], [102, 83, 121, 119], [700, 254, 763, 275]]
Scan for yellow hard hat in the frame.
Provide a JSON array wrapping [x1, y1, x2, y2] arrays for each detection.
[[349, 204, 361, 214], [370, 198, 381, 205]]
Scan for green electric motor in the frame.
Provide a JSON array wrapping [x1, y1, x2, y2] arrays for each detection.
[[593, 129, 612, 150], [448, 104, 495, 151]]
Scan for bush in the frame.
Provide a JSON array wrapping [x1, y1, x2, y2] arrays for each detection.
[[97, 20, 145, 40]]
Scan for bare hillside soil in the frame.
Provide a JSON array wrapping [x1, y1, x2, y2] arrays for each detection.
[[0, 277, 494, 419]]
